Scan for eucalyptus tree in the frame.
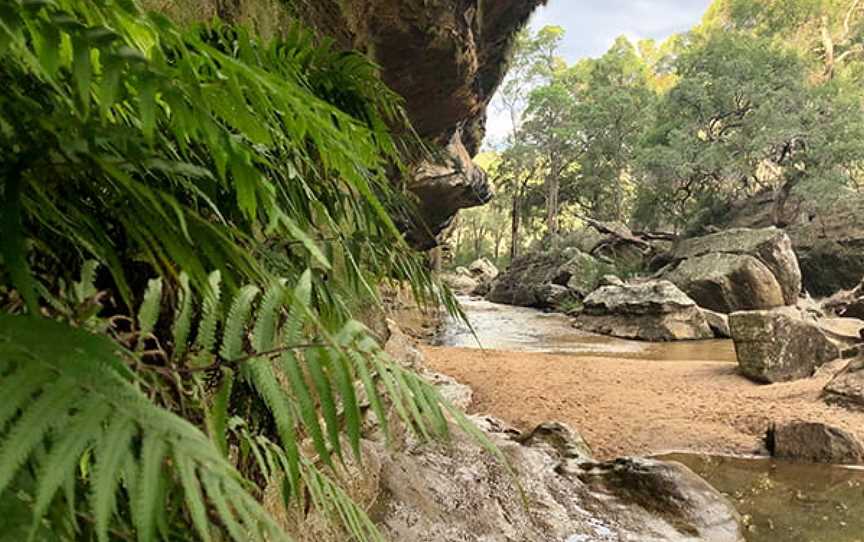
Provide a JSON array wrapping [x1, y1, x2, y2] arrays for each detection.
[[635, 32, 864, 229]]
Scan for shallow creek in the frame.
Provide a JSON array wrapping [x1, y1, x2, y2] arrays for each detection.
[[437, 296, 864, 542]]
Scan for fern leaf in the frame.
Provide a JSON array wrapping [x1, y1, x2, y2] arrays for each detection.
[[0, 379, 78, 494], [133, 433, 167, 542], [171, 272, 194, 362], [305, 348, 343, 461], [0, 314, 293, 542], [91, 415, 136, 542], [138, 277, 163, 343], [330, 349, 363, 461], [280, 350, 332, 467], [174, 453, 211, 542], [30, 401, 112, 535], [73, 260, 100, 302], [245, 361, 301, 494], [206, 368, 235, 458], [220, 284, 260, 361], [194, 270, 222, 354], [251, 280, 286, 352]]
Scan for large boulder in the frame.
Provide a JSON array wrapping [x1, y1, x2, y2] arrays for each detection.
[[768, 421, 864, 465], [661, 227, 801, 313], [729, 310, 841, 383], [366, 417, 744, 542], [706, 189, 864, 296], [486, 248, 606, 308], [823, 357, 864, 411], [574, 281, 714, 341]]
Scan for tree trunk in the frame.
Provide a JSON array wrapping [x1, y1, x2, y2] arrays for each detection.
[[546, 173, 560, 244], [509, 191, 521, 261]]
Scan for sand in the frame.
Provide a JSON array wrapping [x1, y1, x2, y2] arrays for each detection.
[[422, 345, 864, 460]]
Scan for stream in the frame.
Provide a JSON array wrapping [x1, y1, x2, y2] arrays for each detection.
[[437, 296, 864, 542]]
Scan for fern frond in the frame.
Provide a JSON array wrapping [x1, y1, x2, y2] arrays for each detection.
[[220, 285, 261, 360], [193, 271, 222, 355], [138, 278, 163, 343], [0, 314, 291, 542], [171, 273, 194, 362]]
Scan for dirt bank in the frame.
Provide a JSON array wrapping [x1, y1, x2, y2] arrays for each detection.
[[423, 345, 864, 460]]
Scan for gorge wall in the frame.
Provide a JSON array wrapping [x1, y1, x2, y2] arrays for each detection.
[[146, 0, 546, 248]]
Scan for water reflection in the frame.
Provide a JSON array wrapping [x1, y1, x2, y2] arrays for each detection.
[[659, 453, 864, 542], [437, 296, 736, 362]]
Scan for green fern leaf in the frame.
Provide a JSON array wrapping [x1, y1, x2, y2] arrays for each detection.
[[305, 348, 343, 461], [171, 272, 194, 362], [206, 368, 235, 458], [194, 270, 222, 354], [174, 453, 212, 542], [91, 415, 136, 542], [138, 277, 163, 342], [220, 284, 260, 361], [281, 349, 332, 467], [133, 433, 167, 542], [251, 280, 286, 352]]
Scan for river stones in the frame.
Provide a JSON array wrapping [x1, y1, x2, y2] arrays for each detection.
[[574, 280, 714, 341], [768, 421, 864, 464], [661, 227, 801, 313], [730, 310, 841, 383]]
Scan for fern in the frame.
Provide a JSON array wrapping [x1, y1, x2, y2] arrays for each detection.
[[0, 314, 288, 542], [0, 1, 495, 540]]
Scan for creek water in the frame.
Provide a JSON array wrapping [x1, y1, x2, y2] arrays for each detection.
[[437, 296, 864, 542]]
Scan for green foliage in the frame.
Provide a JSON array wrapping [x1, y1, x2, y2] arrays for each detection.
[[0, 1, 478, 541], [636, 31, 864, 229]]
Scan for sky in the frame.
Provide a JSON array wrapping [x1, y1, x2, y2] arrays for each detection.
[[484, 0, 714, 146]]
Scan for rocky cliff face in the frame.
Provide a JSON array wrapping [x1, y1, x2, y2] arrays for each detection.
[[147, 0, 543, 247], [294, 0, 546, 247]]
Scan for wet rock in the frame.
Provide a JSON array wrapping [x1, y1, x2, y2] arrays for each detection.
[[768, 421, 864, 464], [514, 421, 593, 463], [729, 310, 841, 383], [576, 457, 745, 542], [575, 281, 714, 341], [702, 308, 731, 338], [368, 417, 744, 542], [823, 357, 864, 411], [661, 228, 801, 313]]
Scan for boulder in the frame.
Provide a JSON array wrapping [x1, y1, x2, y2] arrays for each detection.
[[368, 418, 744, 542], [440, 272, 478, 295], [702, 189, 864, 296], [768, 421, 864, 465], [555, 250, 615, 298], [350, 322, 745, 542], [823, 278, 864, 320], [661, 227, 801, 313], [823, 357, 864, 411], [486, 249, 576, 307], [702, 308, 731, 338], [729, 310, 841, 383], [467, 257, 498, 282], [575, 281, 714, 341]]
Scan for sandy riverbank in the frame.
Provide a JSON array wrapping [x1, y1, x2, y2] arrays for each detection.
[[423, 345, 864, 460]]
